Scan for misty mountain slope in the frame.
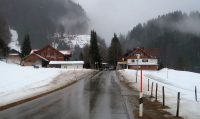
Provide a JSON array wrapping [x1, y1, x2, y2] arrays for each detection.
[[62, 34, 90, 49], [121, 11, 200, 72], [0, 15, 10, 44], [0, 0, 89, 48]]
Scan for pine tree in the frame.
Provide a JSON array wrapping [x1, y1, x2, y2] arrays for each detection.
[[21, 34, 32, 58], [108, 34, 122, 68], [79, 52, 83, 61], [82, 44, 91, 68], [0, 38, 9, 57], [89, 30, 101, 68], [176, 56, 188, 70], [71, 45, 81, 61]]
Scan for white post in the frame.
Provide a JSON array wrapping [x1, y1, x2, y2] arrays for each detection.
[[136, 59, 138, 83], [139, 92, 143, 117], [136, 56, 139, 83], [167, 68, 169, 79], [139, 70, 143, 117]]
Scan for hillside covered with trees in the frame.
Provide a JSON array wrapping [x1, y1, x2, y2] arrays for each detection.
[[0, 14, 10, 57], [0, 0, 89, 48], [120, 11, 200, 72]]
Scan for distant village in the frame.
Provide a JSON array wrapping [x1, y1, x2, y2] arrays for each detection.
[[7, 44, 160, 71], [7, 45, 84, 69]]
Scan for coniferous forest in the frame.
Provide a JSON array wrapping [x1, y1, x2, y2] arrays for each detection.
[[0, 0, 89, 48], [120, 11, 200, 72]]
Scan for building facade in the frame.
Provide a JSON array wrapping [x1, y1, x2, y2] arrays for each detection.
[[49, 61, 84, 69], [21, 45, 71, 67], [118, 48, 159, 70], [7, 49, 21, 64]]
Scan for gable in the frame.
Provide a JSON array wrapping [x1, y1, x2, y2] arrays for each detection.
[[9, 49, 21, 55], [35, 45, 64, 56], [127, 48, 151, 58], [23, 53, 48, 62]]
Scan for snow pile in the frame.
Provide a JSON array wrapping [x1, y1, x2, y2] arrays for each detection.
[[0, 61, 93, 107], [119, 69, 200, 119], [8, 29, 21, 52]]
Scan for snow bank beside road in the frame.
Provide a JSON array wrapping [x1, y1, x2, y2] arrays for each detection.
[[119, 69, 200, 119], [0, 61, 93, 107], [0, 62, 61, 93]]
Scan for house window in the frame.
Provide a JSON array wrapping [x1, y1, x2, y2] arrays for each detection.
[[142, 59, 148, 62]]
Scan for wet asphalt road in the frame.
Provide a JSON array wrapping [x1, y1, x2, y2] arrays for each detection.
[[0, 71, 135, 119]]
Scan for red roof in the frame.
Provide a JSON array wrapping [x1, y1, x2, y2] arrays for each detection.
[[23, 53, 49, 61], [34, 45, 64, 56], [122, 47, 160, 60], [30, 45, 71, 56]]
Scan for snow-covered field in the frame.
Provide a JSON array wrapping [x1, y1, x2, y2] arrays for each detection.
[[0, 61, 93, 107], [119, 69, 200, 119]]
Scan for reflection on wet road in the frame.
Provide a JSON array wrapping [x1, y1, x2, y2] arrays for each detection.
[[0, 71, 134, 119]]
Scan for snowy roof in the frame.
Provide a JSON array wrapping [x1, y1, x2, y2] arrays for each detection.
[[9, 49, 21, 54], [34, 54, 49, 61], [30, 49, 71, 56], [49, 61, 84, 65], [30, 49, 39, 54], [59, 50, 72, 55], [8, 53, 20, 56]]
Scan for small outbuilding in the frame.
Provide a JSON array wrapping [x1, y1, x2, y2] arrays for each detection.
[[49, 61, 84, 69], [7, 49, 21, 64]]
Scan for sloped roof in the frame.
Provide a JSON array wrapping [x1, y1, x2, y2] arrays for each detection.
[[23, 53, 49, 62], [30, 49, 39, 54], [9, 49, 21, 55], [34, 53, 49, 61], [31, 45, 71, 56], [122, 48, 160, 60], [59, 50, 72, 55], [144, 48, 160, 58], [34, 45, 64, 56]]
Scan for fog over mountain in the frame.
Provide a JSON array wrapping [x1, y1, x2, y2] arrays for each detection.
[[73, 0, 200, 43], [120, 11, 200, 72], [0, 0, 89, 48]]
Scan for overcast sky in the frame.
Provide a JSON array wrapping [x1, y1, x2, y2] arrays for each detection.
[[72, 0, 200, 44]]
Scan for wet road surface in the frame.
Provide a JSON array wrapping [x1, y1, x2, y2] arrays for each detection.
[[0, 71, 135, 119]]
